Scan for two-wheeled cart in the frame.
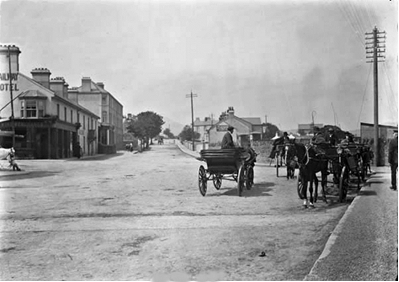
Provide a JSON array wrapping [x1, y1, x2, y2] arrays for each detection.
[[198, 148, 256, 197]]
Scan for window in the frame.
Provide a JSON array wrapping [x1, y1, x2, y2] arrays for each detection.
[[64, 107, 67, 121], [26, 100, 37, 117], [38, 101, 44, 117], [102, 95, 107, 104], [57, 104, 60, 117], [20, 100, 45, 118], [77, 113, 80, 123], [20, 100, 25, 117], [102, 111, 107, 123], [71, 110, 73, 123], [83, 115, 86, 129]]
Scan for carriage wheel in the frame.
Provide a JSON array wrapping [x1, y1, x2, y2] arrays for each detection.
[[237, 166, 245, 196], [213, 173, 222, 190], [359, 159, 366, 183], [362, 162, 368, 179], [339, 166, 349, 203], [198, 165, 207, 196], [276, 154, 279, 177], [245, 166, 254, 190], [297, 172, 305, 199]]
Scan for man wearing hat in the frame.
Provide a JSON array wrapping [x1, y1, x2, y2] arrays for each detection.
[[388, 130, 398, 190], [221, 126, 235, 149], [311, 126, 327, 145], [326, 127, 338, 146]]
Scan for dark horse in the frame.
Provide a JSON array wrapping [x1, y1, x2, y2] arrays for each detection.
[[292, 142, 329, 208], [284, 143, 296, 179]]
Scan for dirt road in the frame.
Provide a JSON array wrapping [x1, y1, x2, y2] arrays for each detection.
[[0, 144, 353, 280]]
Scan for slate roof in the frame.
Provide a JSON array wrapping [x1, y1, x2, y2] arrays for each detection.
[[19, 90, 48, 98]]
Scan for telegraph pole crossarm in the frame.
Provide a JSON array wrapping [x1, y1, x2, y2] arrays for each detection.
[[365, 26, 386, 166]]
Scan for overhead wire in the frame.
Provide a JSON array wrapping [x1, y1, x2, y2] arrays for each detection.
[[337, 0, 365, 48], [381, 63, 398, 118], [357, 63, 373, 125]]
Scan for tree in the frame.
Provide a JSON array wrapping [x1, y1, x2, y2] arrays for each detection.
[[262, 123, 280, 140], [163, 128, 175, 139], [179, 125, 200, 141], [127, 111, 164, 149]]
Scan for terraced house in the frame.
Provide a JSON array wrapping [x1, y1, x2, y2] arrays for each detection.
[[68, 77, 124, 153], [0, 45, 99, 159]]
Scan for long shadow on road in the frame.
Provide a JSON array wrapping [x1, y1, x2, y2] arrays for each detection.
[[0, 171, 61, 182], [65, 152, 125, 161], [207, 182, 275, 197]]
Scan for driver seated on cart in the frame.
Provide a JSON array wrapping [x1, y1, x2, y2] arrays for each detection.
[[221, 126, 236, 149], [310, 127, 330, 156]]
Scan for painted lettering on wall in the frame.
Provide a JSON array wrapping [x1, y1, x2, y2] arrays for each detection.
[[0, 73, 18, 92]]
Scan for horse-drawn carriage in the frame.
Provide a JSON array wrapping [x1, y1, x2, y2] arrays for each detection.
[[295, 142, 370, 205], [197, 148, 256, 196]]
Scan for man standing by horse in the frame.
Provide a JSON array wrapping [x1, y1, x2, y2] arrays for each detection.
[[388, 130, 398, 191]]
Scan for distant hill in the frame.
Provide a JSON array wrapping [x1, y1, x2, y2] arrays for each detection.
[[162, 116, 185, 137]]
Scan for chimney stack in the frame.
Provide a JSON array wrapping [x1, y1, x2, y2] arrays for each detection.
[[68, 87, 79, 103], [97, 82, 104, 90], [49, 77, 65, 96], [63, 82, 69, 99], [227, 106, 235, 116], [0, 45, 21, 73], [31, 68, 51, 89], [82, 77, 91, 92]]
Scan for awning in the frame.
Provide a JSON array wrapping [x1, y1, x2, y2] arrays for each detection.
[[0, 130, 24, 138]]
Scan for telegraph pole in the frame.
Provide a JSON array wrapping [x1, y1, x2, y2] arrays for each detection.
[[186, 90, 197, 151], [366, 26, 386, 166], [7, 46, 15, 148]]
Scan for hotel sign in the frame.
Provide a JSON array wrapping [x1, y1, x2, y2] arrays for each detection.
[[0, 73, 19, 91]]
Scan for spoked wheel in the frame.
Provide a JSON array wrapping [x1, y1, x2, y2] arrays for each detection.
[[339, 166, 349, 203], [276, 154, 279, 177], [237, 165, 245, 196], [297, 172, 305, 199], [245, 166, 254, 190], [213, 173, 222, 190], [198, 165, 208, 196], [359, 159, 366, 183]]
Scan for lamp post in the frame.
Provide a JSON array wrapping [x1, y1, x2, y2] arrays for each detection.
[[186, 90, 197, 151]]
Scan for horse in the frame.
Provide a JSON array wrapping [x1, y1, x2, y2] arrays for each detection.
[[0, 147, 21, 171], [285, 143, 296, 179], [292, 142, 329, 208], [0, 147, 15, 160]]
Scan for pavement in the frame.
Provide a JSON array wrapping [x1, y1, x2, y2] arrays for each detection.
[[305, 165, 398, 281], [177, 142, 398, 280]]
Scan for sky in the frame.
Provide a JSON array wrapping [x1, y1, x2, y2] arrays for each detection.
[[0, 0, 397, 133]]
